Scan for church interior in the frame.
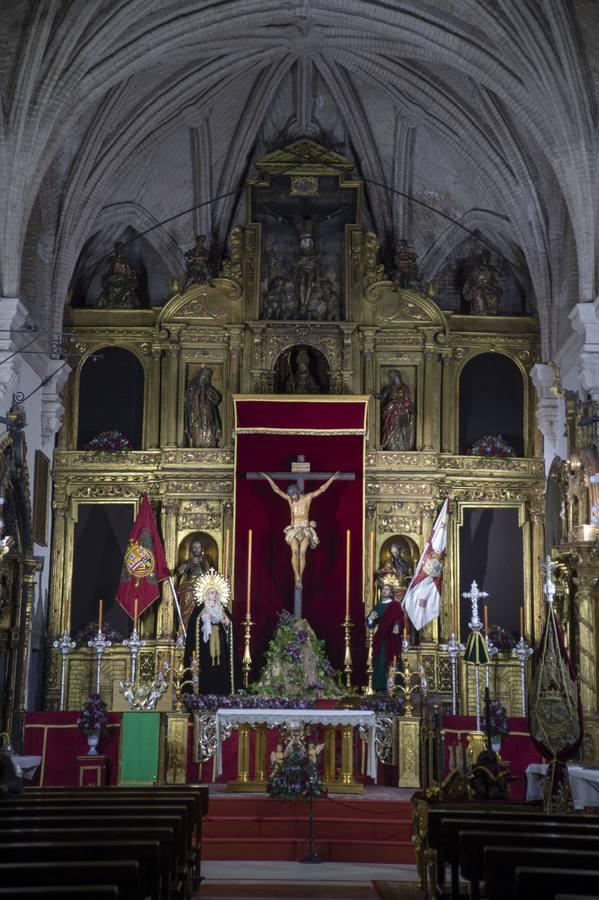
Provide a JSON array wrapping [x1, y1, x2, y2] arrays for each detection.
[[1, 1, 599, 898]]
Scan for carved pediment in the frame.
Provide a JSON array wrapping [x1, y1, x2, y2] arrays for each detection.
[[159, 279, 241, 324], [366, 283, 447, 328], [255, 139, 354, 176]]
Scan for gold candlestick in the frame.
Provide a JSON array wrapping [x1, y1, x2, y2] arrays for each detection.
[[242, 614, 253, 688], [391, 654, 426, 716], [341, 616, 353, 689], [162, 655, 198, 712], [365, 626, 374, 695]]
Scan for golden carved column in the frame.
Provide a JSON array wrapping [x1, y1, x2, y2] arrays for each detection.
[[159, 498, 180, 638], [573, 544, 599, 718], [7, 557, 41, 746], [361, 328, 377, 448], [161, 712, 189, 784], [229, 723, 251, 788], [421, 343, 436, 452], [254, 725, 267, 784], [226, 327, 243, 445], [529, 503, 545, 645], [48, 490, 69, 637], [324, 725, 336, 783], [147, 345, 162, 449], [398, 716, 421, 788], [160, 332, 180, 446], [440, 354, 454, 453]]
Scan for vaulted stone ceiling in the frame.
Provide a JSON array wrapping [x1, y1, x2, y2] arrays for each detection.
[[1, 0, 598, 356]]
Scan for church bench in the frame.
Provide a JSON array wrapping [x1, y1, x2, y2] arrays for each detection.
[[456, 828, 599, 900], [0, 841, 161, 900], [0, 860, 140, 899], [0, 828, 176, 900], [516, 869, 599, 900], [483, 847, 599, 900], [0, 889, 120, 899]]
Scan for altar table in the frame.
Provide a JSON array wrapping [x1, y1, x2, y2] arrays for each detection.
[[215, 707, 377, 793], [526, 762, 599, 809]]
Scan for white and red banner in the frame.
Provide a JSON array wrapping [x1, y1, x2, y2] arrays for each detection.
[[403, 498, 449, 630]]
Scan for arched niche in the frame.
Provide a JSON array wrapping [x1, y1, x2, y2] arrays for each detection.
[[77, 346, 145, 449], [458, 352, 524, 455], [177, 531, 219, 572], [273, 344, 330, 394], [378, 534, 419, 578]]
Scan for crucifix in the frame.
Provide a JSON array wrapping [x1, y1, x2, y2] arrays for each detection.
[[246, 455, 355, 617]]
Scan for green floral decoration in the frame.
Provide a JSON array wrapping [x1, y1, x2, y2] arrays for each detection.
[[267, 743, 327, 801]]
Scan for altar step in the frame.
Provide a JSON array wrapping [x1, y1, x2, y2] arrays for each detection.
[[203, 796, 415, 864]]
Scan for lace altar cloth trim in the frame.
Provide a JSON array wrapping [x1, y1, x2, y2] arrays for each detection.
[[215, 707, 377, 779]]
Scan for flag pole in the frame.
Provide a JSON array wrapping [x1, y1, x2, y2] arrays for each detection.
[[169, 576, 186, 639]]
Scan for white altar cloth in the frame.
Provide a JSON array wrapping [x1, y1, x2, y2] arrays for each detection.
[[215, 708, 378, 779], [526, 762, 599, 809]]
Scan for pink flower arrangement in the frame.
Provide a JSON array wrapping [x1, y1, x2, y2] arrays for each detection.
[[84, 430, 132, 452], [467, 434, 516, 458], [77, 694, 108, 734]]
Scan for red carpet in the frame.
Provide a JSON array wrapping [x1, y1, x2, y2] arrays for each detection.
[[203, 791, 415, 864]]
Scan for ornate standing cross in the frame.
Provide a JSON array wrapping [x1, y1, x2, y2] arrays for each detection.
[[462, 580, 488, 632], [247, 455, 355, 617]]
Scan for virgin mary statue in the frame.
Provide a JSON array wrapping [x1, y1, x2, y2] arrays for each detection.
[[183, 569, 235, 694]]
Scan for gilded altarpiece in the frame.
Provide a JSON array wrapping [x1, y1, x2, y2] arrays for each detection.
[[48, 140, 543, 717]]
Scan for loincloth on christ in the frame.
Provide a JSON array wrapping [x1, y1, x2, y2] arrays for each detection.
[[284, 521, 319, 549]]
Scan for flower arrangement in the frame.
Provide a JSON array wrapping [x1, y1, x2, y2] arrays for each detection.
[[84, 430, 132, 452], [267, 743, 327, 801], [74, 621, 124, 647], [76, 693, 108, 735], [467, 435, 516, 458], [488, 700, 509, 738], [488, 624, 517, 653], [184, 693, 405, 714], [253, 610, 343, 698]]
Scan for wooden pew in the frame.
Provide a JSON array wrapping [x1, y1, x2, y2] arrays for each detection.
[[458, 829, 599, 900], [0, 861, 140, 898], [0, 841, 160, 900], [0, 889, 120, 899], [484, 847, 599, 900], [517, 868, 599, 900]]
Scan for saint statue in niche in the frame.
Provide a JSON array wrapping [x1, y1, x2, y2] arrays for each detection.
[[184, 367, 222, 447], [183, 234, 212, 289], [376, 541, 412, 590], [284, 348, 321, 394], [183, 571, 235, 695], [96, 242, 140, 308], [376, 369, 415, 451], [366, 582, 406, 692], [392, 239, 419, 290], [176, 538, 211, 626], [462, 249, 503, 314], [259, 471, 339, 588]]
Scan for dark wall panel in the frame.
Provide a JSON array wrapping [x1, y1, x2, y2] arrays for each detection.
[[459, 352, 524, 455], [77, 347, 144, 449], [459, 506, 523, 639], [71, 503, 134, 635]]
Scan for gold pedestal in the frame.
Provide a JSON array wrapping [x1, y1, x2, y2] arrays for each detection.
[[399, 715, 421, 789], [466, 730, 486, 764], [322, 724, 364, 794], [160, 712, 189, 784], [227, 722, 254, 791]]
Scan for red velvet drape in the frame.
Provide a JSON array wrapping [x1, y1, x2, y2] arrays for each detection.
[[233, 397, 367, 682]]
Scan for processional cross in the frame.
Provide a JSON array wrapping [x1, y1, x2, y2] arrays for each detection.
[[247, 455, 355, 617]]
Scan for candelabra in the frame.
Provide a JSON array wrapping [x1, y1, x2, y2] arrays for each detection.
[[241, 614, 253, 688], [485, 634, 498, 689], [52, 631, 76, 711], [88, 628, 112, 694], [123, 626, 145, 683], [161, 656, 199, 712], [365, 626, 374, 695], [388, 654, 426, 716], [341, 616, 353, 689], [512, 636, 533, 716], [440, 633, 465, 715]]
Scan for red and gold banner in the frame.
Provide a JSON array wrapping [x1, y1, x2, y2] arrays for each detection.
[[116, 493, 170, 619]]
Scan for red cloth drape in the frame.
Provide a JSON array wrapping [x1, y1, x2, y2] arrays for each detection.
[[233, 397, 367, 681]]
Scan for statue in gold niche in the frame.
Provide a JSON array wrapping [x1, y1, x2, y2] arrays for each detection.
[[285, 348, 320, 394], [176, 538, 210, 625], [183, 234, 212, 289], [376, 369, 415, 451], [96, 242, 140, 308], [462, 249, 503, 314], [184, 367, 222, 448], [392, 239, 419, 289]]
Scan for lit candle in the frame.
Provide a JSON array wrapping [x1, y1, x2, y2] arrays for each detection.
[[224, 527, 230, 581], [98, 599, 103, 633], [133, 597, 138, 633], [246, 529, 253, 618], [520, 606, 524, 638], [484, 605, 488, 636], [345, 529, 351, 618], [403, 622, 407, 639]]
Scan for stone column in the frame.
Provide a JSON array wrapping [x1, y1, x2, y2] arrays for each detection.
[[530, 362, 567, 473]]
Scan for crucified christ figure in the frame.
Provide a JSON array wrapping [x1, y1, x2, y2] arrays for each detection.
[[259, 471, 340, 588]]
